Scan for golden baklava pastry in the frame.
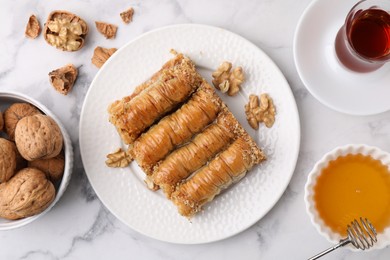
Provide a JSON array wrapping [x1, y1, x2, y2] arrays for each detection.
[[151, 111, 237, 198], [130, 82, 222, 174], [172, 135, 265, 217], [107, 52, 266, 217], [108, 54, 202, 144]]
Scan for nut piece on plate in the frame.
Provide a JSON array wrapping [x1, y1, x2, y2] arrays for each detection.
[[105, 148, 133, 168], [95, 21, 117, 39], [28, 154, 65, 182], [228, 67, 244, 96], [0, 110, 3, 131], [212, 62, 245, 96], [4, 103, 41, 140], [43, 10, 89, 52], [15, 114, 63, 161], [253, 93, 276, 128], [0, 138, 17, 183], [49, 64, 78, 95], [245, 93, 276, 130], [25, 14, 41, 39], [245, 95, 260, 130], [120, 7, 134, 24], [91, 46, 117, 68], [212, 61, 232, 93], [0, 168, 55, 220]]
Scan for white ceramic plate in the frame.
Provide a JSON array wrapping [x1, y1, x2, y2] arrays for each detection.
[[294, 0, 390, 116], [80, 24, 300, 244], [0, 91, 73, 230]]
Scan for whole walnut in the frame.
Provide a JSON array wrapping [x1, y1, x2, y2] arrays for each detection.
[[0, 138, 17, 183], [15, 114, 63, 161], [28, 154, 65, 182], [4, 103, 41, 140], [0, 168, 55, 220], [0, 110, 3, 131]]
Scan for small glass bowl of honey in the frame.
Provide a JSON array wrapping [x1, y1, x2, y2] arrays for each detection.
[[305, 144, 390, 250]]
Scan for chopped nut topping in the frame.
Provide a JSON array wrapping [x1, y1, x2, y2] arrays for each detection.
[[145, 176, 159, 191], [212, 62, 244, 96], [95, 21, 118, 39], [120, 7, 134, 24], [48, 64, 78, 95], [91, 46, 117, 68], [245, 93, 276, 129], [105, 148, 133, 168], [43, 11, 88, 52], [25, 15, 41, 39]]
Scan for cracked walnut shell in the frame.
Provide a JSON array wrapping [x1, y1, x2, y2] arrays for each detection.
[[28, 154, 65, 183], [15, 114, 63, 161], [25, 14, 41, 39], [120, 7, 134, 24], [0, 138, 17, 183], [91, 46, 117, 68], [4, 103, 41, 141], [49, 64, 78, 95], [95, 21, 117, 39], [43, 10, 89, 52], [0, 168, 55, 220]]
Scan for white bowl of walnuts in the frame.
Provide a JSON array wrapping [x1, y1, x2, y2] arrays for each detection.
[[0, 91, 73, 230]]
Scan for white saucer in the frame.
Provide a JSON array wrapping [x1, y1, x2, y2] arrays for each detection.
[[294, 0, 390, 116]]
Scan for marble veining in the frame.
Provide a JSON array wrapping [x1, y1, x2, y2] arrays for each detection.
[[1, 0, 390, 259]]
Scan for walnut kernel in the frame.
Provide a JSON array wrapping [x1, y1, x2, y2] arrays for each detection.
[[245, 95, 259, 130], [49, 64, 78, 95], [92, 46, 117, 68], [253, 93, 276, 128], [44, 11, 88, 52], [120, 8, 134, 24], [25, 14, 41, 39], [95, 21, 117, 39], [105, 148, 133, 168], [212, 61, 232, 91], [228, 67, 244, 96]]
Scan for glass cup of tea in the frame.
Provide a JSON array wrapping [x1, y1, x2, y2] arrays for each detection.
[[335, 0, 390, 72]]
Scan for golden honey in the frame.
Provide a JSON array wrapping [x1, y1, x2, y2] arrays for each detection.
[[314, 153, 390, 236]]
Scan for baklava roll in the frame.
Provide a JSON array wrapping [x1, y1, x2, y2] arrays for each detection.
[[131, 82, 222, 175], [152, 112, 237, 198], [172, 136, 265, 217], [108, 54, 202, 144]]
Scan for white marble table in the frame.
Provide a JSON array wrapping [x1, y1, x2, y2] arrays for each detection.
[[1, 0, 390, 259]]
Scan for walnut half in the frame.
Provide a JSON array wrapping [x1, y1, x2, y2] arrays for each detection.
[[49, 64, 78, 95], [212, 61, 245, 96], [92, 46, 117, 68], [245, 93, 276, 130], [43, 11, 89, 52], [105, 148, 133, 168], [25, 14, 41, 39]]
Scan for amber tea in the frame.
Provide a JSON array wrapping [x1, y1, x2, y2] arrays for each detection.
[[335, 0, 390, 72]]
